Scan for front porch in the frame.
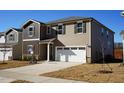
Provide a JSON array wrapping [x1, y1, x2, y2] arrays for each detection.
[[39, 38, 56, 62]]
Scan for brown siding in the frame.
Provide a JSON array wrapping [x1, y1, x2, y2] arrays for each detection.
[[91, 20, 114, 62], [13, 32, 22, 60], [22, 41, 39, 59], [39, 44, 47, 60]]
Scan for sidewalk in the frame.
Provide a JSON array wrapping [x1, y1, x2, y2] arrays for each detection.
[[0, 70, 83, 83]]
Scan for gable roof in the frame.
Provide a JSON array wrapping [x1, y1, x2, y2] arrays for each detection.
[[22, 19, 45, 28], [6, 28, 22, 35], [46, 16, 92, 25], [0, 32, 5, 36]]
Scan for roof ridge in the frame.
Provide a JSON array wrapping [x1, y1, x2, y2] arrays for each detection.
[[46, 16, 91, 24]]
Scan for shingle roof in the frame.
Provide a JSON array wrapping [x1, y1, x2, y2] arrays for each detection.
[[46, 16, 92, 24], [6, 28, 22, 35], [11, 28, 22, 32]]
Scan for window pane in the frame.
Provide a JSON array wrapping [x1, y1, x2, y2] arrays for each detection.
[[29, 27, 33, 31], [71, 47, 77, 50], [57, 48, 63, 50], [77, 23, 82, 27], [64, 48, 70, 50], [58, 25, 62, 29], [79, 47, 85, 50], [77, 28, 82, 33]]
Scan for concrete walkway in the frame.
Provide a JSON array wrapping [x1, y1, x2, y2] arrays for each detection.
[[0, 62, 83, 83]]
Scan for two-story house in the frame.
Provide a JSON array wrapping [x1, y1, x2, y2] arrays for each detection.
[[20, 17, 114, 63], [0, 32, 12, 61], [6, 28, 22, 60]]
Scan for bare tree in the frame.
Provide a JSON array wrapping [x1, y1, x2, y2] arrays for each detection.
[[98, 36, 112, 73]]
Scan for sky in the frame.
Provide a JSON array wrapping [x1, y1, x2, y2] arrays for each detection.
[[0, 10, 123, 42]]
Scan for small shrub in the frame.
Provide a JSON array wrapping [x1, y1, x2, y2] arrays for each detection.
[[22, 56, 32, 61]]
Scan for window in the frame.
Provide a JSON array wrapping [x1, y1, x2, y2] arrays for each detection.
[[47, 26, 51, 35], [107, 30, 109, 38], [9, 34, 14, 41], [71, 47, 77, 50], [27, 45, 33, 54], [75, 22, 86, 33], [108, 41, 111, 48], [57, 48, 63, 50], [57, 24, 65, 35], [28, 26, 34, 37], [101, 28, 104, 36], [79, 47, 85, 50], [64, 48, 70, 50]]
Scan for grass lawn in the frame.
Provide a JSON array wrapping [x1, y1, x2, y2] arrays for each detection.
[[10, 80, 33, 83], [41, 63, 124, 83], [0, 61, 31, 70]]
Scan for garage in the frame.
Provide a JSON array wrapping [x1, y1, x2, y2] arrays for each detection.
[[0, 48, 12, 61], [56, 46, 86, 63]]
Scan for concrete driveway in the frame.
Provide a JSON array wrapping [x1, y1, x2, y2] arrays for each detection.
[[0, 61, 84, 83], [3, 61, 82, 75]]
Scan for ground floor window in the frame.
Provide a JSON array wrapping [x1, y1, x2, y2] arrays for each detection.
[[27, 45, 33, 54]]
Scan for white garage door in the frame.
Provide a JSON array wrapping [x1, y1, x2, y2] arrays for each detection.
[[56, 47, 86, 63], [0, 48, 12, 61]]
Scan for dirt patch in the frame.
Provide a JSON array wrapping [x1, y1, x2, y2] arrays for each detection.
[[10, 80, 33, 83], [41, 63, 124, 83], [0, 61, 32, 70]]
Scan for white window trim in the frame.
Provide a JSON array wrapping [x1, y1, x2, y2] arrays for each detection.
[[28, 26, 35, 37], [47, 26, 51, 35]]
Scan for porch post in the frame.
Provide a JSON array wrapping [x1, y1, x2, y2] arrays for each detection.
[[47, 43, 50, 62]]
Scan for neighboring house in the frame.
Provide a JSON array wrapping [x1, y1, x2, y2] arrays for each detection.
[[21, 17, 114, 63], [22, 20, 47, 60], [0, 32, 12, 61], [6, 28, 22, 60], [114, 42, 123, 59]]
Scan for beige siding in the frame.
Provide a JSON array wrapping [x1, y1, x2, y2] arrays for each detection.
[[6, 30, 18, 44], [51, 22, 92, 63]]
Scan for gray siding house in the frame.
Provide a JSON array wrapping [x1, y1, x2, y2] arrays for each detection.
[[6, 28, 22, 60], [5, 17, 114, 63]]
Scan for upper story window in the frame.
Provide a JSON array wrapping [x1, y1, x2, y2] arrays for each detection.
[[47, 26, 51, 35], [9, 34, 15, 41], [28, 26, 35, 37], [107, 30, 109, 38], [101, 27, 104, 36], [75, 22, 86, 34], [57, 24, 65, 35]]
